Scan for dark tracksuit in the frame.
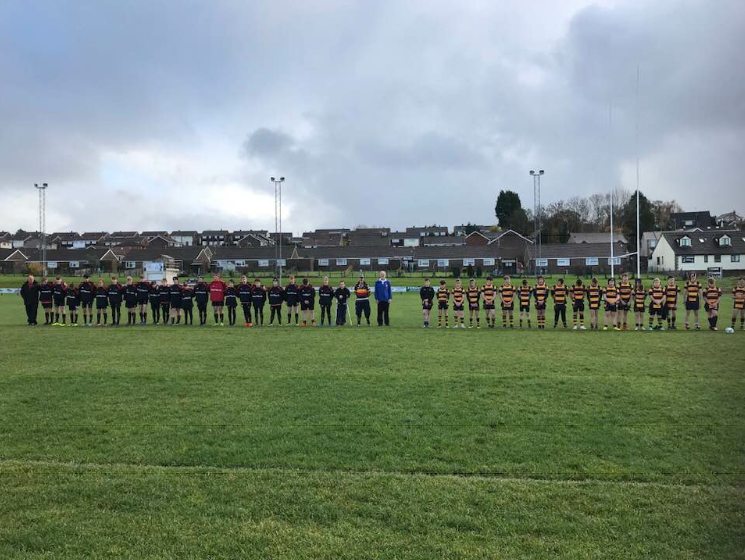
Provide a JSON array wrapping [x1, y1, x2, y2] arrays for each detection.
[[159, 285, 171, 325], [20, 280, 40, 325], [334, 287, 351, 326], [66, 289, 79, 324], [181, 287, 194, 325], [225, 286, 238, 325], [107, 284, 123, 325], [285, 282, 299, 324], [78, 281, 95, 324], [194, 282, 209, 325], [318, 285, 334, 325], [95, 286, 109, 324], [123, 284, 138, 324], [251, 286, 267, 325], [148, 284, 161, 323], [169, 285, 183, 323], [52, 284, 67, 323], [39, 283, 54, 323], [268, 286, 284, 325], [238, 283, 254, 324], [136, 281, 150, 323]]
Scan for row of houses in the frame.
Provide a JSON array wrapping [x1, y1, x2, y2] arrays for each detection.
[[0, 230, 634, 277]]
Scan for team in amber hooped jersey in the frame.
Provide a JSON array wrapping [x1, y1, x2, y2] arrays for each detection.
[[551, 279, 568, 328], [436, 280, 450, 328], [603, 278, 620, 331], [466, 278, 481, 328], [664, 276, 680, 329], [684, 272, 703, 330], [481, 277, 498, 329], [450, 279, 466, 328], [633, 279, 647, 330], [517, 279, 532, 328], [533, 277, 549, 329], [499, 276, 516, 328], [617, 273, 633, 330], [648, 278, 666, 330], [569, 279, 586, 330], [732, 277, 745, 330], [703, 278, 722, 331], [586, 279, 603, 330]]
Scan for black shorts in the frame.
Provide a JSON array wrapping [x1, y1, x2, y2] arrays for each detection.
[[300, 300, 315, 311], [573, 301, 585, 312], [500, 303, 513, 311], [41, 301, 52, 309], [519, 304, 530, 312], [422, 302, 433, 310], [438, 302, 449, 310], [634, 304, 645, 312], [226, 303, 237, 309], [125, 301, 137, 309], [53, 298, 65, 307], [618, 300, 631, 311], [285, 297, 298, 308], [196, 300, 208, 309], [67, 305, 77, 311], [81, 301, 93, 309], [469, 303, 480, 311], [137, 297, 149, 305], [605, 303, 617, 312], [182, 303, 194, 311], [96, 301, 108, 309], [685, 301, 699, 311], [589, 304, 601, 311], [212, 300, 224, 307], [453, 304, 464, 312], [649, 305, 662, 316], [704, 303, 718, 312], [535, 302, 546, 311], [483, 303, 496, 310]]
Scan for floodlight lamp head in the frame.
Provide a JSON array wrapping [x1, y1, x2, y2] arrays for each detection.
[[270, 177, 276, 181]]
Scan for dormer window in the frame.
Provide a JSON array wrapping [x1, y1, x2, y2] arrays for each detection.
[[719, 235, 731, 247], [680, 236, 691, 247]]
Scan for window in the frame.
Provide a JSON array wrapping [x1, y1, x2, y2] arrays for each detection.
[[732, 255, 741, 263], [125, 261, 136, 269], [680, 237, 691, 247], [656, 257, 660, 265], [704, 255, 709, 263], [719, 236, 731, 247], [682, 256, 695, 264], [714, 255, 721, 263], [647, 239, 657, 250]]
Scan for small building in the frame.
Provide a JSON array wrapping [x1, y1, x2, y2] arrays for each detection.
[[405, 225, 449, 238], [670, 211, 714, 230], [529, 242, 630, 276], [422, 236, 466, 247], [201, 230, 232, 247], [648, 231, 744, 274], [171, 230, 200, 246], [568, 232, 628, 244]]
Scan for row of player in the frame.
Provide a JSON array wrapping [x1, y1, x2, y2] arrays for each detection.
[[18, 272, 745, 331], [420, 273, 745, 331]]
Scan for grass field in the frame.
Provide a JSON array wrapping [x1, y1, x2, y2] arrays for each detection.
[[1, 291, 744, 558]]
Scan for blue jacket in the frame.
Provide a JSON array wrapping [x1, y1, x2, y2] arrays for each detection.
[[374, 278, 392, 302]]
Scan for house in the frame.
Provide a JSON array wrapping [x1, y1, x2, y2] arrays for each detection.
[[529, 242, 629, 275], [670, 211, 714, 230], [50, 232, 82, 249], [118, 246, 212, 276], [422, 236, 466, 247], [267, 232, 294, 245], [0, 232, 11, 250], [453, 225, 492, 237], [641, 231, 663, 261], [648, 231, 744, 273], [170, 230, 199, 246], [0, 247, 112, 275], [406, 226, 449, 237], [716, 211, 743, 229], [347, 228, 391, 247], [390, 231, 421, 248], [302, 232, 345, 248], [568, 232, 628, 245], [464, 231, 500, 246], [147, 234, 180, 249], [80, 232, 109, 247], [235, 233, 273, 248], [201, 230, 232, 246], [103, 234, 148, 248]]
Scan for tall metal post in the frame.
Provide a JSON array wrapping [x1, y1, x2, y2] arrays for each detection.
[[270, 177, 285, 284], [530, 170, 545, 274], [34, 183, 48, 276]]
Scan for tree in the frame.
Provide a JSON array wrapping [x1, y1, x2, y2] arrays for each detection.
[[650, 199, 683, 230], [495, 190, 523, 230], [620, 191, 655, 252], [459, 223, 480, 235]]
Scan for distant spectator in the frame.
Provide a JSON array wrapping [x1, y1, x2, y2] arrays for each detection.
[[20, 274, 40, 326]]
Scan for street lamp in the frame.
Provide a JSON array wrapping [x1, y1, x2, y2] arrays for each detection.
[[270, 177, 285, 284], [34, 182, 48, 276], [529, 170, 544, 274]]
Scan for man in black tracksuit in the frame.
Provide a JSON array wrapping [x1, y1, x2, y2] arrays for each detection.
[[148, 281, 161, 324], [78, 275, 96, 325], [267, 278, 285, 325], [20, 275, 40, 325], [318, 276, 334, 326], [107, 278, 123, 326], [238, 276, 254, 326], [251, 279, 267, 326], [194, 276, 209, 325], [334, 280, 351, 326]]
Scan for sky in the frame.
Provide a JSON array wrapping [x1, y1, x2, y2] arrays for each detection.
[[1, 0, 743, 235]]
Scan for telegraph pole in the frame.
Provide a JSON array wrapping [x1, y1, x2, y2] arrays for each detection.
[[270, 177, 285, 284], [530, 170, 545, 274], [34, 183, 48, 276]]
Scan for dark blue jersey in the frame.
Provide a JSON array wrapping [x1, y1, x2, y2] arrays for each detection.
[[298, 284, 315, 304], [224, 286, 238, 307], [169, 284, 183, 305], [123, 284, 138, 306], [238, 283, 253, 304], [284, 282, 299, 304], [39, 283, 54, 303], [318, 285, 334, 306], [268, 286, 284, 306], [251, 286, 267, 305], [66, 289, 79, 308], [78, 281, 95, 303], [194, 282, 209, 305], [107, 284, 123, 305], [135, 281, 150, 302], [180, 287, 194, 308], [158, 285, 171, 304], [334, 287, 351, 305], [95, 286, 109, 307], [148, 285, 160, 305], [52, 284, 67, 304]]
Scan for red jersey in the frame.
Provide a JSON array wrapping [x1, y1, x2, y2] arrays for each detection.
[[209, 280, 227, 302]]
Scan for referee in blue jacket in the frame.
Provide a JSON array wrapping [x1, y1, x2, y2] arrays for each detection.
[[374, 270, 392, 326]]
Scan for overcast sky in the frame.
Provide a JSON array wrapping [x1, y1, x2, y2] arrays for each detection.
[[1, 0, 743, 235]]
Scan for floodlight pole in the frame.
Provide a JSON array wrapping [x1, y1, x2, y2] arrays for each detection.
[[34, 182, 48, 276], [270, 177, 285, 284], [530, 170, 545, 275]]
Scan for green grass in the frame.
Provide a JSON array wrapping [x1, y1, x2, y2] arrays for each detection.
[[1, 294, 743, 558]]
